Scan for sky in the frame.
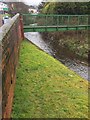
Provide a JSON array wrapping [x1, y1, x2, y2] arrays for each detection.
[[22, 0, 43, 6], [1, 0, 43, 5], [21, 0, 89, 4], [1, 0, 89, 5]]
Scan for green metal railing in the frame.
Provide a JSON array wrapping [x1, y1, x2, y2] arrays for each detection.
[[22, 14, 89, 32]]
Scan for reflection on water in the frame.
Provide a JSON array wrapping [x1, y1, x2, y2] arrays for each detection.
[[24, 32, 88, 80]]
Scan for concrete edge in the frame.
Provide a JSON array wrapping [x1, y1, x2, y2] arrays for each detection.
[[0, 13, 20, 42]]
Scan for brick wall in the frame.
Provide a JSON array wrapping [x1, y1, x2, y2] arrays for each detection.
[[0, 13, 24, 119]]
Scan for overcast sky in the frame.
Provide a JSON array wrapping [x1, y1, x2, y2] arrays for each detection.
[[2, 0, 43, 5], [23, 0, 89, 4], [3, 0, 89, 5], [21, 0, 43, 5]]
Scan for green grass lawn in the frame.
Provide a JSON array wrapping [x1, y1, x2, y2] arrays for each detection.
[[12, 40, 88, 118]]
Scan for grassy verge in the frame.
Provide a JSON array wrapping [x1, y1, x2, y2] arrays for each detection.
[[12, 40, 88, 118]]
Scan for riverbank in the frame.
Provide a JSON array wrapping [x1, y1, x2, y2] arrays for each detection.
[[12, 40, 88, 118], [24, 32, 88, 80], [41, 30, 88, 62]]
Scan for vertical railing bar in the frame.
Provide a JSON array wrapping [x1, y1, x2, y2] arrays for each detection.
[[80, 15, 82, 25], [87, 15, 88, 26], [45, 15, 47, 27], [37, 15, 39, 26], [34, 15, 35, 25], [78, 16, 80, 26], [68, 15, 70, 26], [62, 16, 63, 26], [57, 15, 58, 27], [57, 16, 58, 27], [52, 16, 53, 26]]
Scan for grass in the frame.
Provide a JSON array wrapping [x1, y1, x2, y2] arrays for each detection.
[[12, 40, 88, 118], [2, 13, 11, 17]]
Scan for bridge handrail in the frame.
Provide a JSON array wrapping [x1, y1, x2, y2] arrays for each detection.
[[22, 13, 89, 32], [22, 14, 88, 17]]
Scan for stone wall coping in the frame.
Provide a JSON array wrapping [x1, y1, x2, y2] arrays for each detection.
[[0, 13, 20, 42]]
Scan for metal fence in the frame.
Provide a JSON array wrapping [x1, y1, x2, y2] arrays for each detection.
[[23, 14, 88, 27]]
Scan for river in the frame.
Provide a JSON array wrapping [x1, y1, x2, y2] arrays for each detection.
[[24, 32, 89, 80]]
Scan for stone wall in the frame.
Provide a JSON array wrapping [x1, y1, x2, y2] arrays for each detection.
[[0, 13, 24, 119]]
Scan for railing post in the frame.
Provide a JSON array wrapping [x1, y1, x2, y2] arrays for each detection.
[[78, 16, 80, 25], [68, 15, 70, 26], [57, 15, 59, 27], [87, 15, 88, 26], [52, 16, 53, 26], [45, 15, 47, 27], [62, 16, 63, 25]]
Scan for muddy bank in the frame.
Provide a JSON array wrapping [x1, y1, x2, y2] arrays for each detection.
[[41, 30, 88, 63]]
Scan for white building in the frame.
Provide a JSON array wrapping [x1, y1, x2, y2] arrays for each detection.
[[28, 8, 38, 14], [0, 2, 8, 11]]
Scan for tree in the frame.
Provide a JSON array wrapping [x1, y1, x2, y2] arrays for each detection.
[[41, 2, 89, 15], [7, 2, 29, 15]]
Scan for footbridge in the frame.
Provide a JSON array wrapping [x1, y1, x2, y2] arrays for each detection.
[[23, 14, 89, 32]]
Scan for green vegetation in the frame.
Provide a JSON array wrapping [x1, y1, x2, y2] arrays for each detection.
[[41, 3, 56, 14], [12, 40, 88, 118], [41, 2, 89, 14], [7, 2, 29, 15], [2, 13, 11, 17], [39, 2, 89, 62], [41, 31, 88, 61]]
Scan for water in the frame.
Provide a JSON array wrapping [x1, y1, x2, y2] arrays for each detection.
[[25, 32, 53, 55], [24, 32, 88, 80]]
